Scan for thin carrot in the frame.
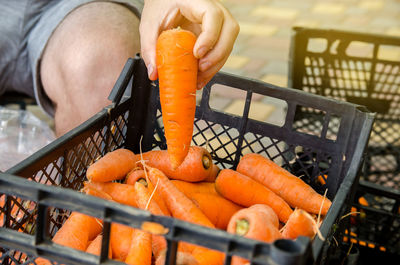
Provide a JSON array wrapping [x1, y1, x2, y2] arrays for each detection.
[[125, 229, 152, 265], [147, 167, 215, 228], [83, 181, 137, 208], [203, 163, 220, 182], [190, 192, 243, 230], [281, 208, 318, 240], [86, 148, 137, 182], [156, 28, 198, 169], [171, 180, 217, 196], [215, 169, 293, 223], [236, 153, 332, 215], [125, 168, 147, 185], [86, 233, 112, 258], [146, 176, 171, 216], [138, 146, 213, 182]]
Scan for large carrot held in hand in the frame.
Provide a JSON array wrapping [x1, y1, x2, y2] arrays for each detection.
[[156, 28, 198, 169], [237, 153, 332, 215]]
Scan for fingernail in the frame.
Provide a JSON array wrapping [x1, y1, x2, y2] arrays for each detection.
[[199, 61, 211, 72], [196, 47, 208, 58], [147, 64, 154, 79]]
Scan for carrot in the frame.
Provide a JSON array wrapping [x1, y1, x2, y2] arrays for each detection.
[[171, 180, 217, 196], [227, 204, 282, 265], [215, 169, 293, 223], [156, 28, 198, 169], [86, 233, 112, 258], [83, 181, 137, 208], [110, 223, 135, 261], [203, 163, 220, 182], [139, 146, 213, 182], [191, 246, 225, 265], [86, 148, 137, 182], [52, 211, 103, 251], [146, 176, 171, 216], [245, 204, 279, 229], [236, 153, 332, 215], [147, 167, 215, 228], [125, 229, 152, 265], [227, 204, 282, 242], [189, 192, 243, 230], [125, 168, 147, 185], [155, 250, 199, 265], [281, 208, 318, 240], [82, 185, 135, 261]]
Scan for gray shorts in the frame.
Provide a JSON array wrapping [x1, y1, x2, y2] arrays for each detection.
[[0, 0, 143, 117]]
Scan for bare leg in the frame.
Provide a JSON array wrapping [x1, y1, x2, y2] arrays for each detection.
[[40, 2, 140, 137]]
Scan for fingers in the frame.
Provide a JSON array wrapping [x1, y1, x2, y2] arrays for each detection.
[[196, 2, 239, 88]]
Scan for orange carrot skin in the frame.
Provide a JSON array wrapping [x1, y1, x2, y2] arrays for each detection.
[[83, 181, 137, 208], [147, 167, 215, 229], [237, 153, 332, 215], [227, 206, 282, 243], [215, 169, 293, 223], [110, 223, 135, 261], [281, 209, 316, 240], [86, 148, 137, 182], [156, 28, 198, 169], [125, 168, 147, 185], [146, 176, 171, 216], [190, 192, 243, 230], [171, 180, 218, 196], [125, 229, 152, 265], [52, 212, 103, 251], [86, 234, 113, 258], [204, 163, 220, 182], [139, 146, 213, 182]]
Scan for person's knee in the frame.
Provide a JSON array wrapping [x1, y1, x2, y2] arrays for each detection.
[[41, 2, 140, 112]]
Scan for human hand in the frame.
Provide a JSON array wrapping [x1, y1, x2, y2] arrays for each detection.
[[139, 0, 239, 89]]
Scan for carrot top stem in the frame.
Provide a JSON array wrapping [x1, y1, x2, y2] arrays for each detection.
[[236, 219, 249, 236]]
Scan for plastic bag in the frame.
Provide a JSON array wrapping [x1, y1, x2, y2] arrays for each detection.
[[0, 106, 56, 172]]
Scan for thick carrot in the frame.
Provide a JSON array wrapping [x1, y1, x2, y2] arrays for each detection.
[[86, 148, 137, 182], [156, 28, 198, 169], [215, 169, 293, 223], [125, 229, 152, 265], [236, 153, 332, 215], [138, 146, 213, 182], [227, 204, 282, 243], [203, 163, 220, 182], [110, 223, 135, 261], [171, 180, 217, 196], [281, 208, 317, 240], [155, 250, 199, 265], [83, 181, 137, 208], [192, 246, 225, 265], [227, 205, 282, 265], [86, 233, 112, 258], [246, 204, 279, 229], [52, 212, 103, 251], [147, 167, 215, 228], [190, 192, 243, 230]]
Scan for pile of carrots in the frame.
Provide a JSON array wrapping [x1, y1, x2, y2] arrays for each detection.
[[33, 145, 332, 265], [33, 28, 332, 265]]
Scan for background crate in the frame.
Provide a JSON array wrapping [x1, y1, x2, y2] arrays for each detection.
[[289, 26, 400, 190], [0, 57, 373, 265], [288, 27, 400, 260]]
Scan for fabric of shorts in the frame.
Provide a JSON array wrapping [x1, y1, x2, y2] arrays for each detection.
[[0, 0, 143, 117]]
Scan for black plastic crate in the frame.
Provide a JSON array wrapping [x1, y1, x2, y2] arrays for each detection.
[[289, 26, 400, 190], [0, 56, 374, 265], [288, 27, 400, 261]]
